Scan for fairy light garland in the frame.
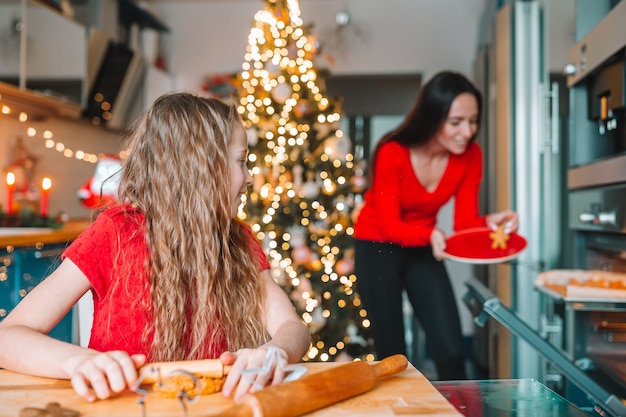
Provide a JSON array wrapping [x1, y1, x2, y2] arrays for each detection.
[[0, 104, 107, 164]]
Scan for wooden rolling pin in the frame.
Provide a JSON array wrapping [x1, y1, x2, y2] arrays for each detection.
[[138, 359, 232, 384], [215, 354, 408, 417]]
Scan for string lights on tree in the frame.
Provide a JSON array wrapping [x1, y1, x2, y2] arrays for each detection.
[[236, 0, 373, 362]]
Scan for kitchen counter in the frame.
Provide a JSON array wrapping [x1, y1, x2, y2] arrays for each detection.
[[0, 219, 91, 248], [0, 361, 461, 417]]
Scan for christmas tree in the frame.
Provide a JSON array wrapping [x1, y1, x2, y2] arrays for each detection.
[[236, 0, 373, 362]]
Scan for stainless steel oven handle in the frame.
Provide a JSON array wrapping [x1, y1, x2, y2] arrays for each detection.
[[577, 211, 616, 226], [579, 212, 596, 223], [597, 211, 617, 226], [550, 81, 559, 155]]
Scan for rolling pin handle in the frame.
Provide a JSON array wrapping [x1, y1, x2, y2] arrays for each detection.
[[371, 354, 409, 378]]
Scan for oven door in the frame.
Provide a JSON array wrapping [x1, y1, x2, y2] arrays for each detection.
[[464, 278, 626, 417], [568, 229, 626, 396]]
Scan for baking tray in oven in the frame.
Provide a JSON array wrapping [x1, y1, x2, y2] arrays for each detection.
[[534, 269, 626, 302]]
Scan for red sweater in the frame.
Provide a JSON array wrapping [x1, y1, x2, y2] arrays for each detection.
[[63, 205, 270, 360], [354, 141, 487, 247]]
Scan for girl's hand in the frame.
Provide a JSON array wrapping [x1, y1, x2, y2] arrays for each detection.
[[430, 228, 447, 261], [220, 345, 288, 402], [69, 351, 146, 402], [486, 210, 519, 234]]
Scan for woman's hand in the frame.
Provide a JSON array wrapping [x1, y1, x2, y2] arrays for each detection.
[[430, 228, 447, 261], [486, 210, 519, 234], [220, 345, 288, 402], [69, 351, 146, 402]]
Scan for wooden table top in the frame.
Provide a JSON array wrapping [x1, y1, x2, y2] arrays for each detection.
[[0, 361, 461, 417]]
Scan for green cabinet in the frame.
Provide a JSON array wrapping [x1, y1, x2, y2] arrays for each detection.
[[0, 243, 74, 343]]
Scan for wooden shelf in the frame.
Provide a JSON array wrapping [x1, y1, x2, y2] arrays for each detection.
[[0, 81, 83, 121]]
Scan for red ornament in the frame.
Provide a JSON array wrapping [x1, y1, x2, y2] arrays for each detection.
[[335, 257, 355, 276], [292, 244, 313, 266]]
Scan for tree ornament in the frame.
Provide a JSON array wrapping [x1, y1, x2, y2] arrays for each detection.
[[288, 225, 307, 247], [292, 164, 304, 192], [271, 82, 292, 104], [301, 173, 320, 199], [292, 244, 313, 266], [323, 133, 352, 162], [265, 61, 281, 76], [307, 34, 321, 57], [350, 171, 368, 193], [306, 255, 323, 271], [293, 99, 312, 118], [335, 256, 355, 276]]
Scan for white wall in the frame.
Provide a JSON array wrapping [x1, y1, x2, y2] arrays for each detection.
[[153, 0, 487, 91]]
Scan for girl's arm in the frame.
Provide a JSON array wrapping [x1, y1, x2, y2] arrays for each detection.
[[260, 269, 311, 361], [0, 258, 146, 401], [221, 269, 310, 401]]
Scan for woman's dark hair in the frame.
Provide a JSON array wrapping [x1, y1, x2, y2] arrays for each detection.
[[369, 71, 482, 178]]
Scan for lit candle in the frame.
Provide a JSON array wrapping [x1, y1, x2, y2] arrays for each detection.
[[40, 177, 52, 218], [6, 172, 15, 215]]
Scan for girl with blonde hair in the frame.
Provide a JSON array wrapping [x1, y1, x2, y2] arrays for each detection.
[[0, 92, 310, 402]]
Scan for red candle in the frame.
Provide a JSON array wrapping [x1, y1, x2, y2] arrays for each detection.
[[40, 177, 52, 218], [6, 172, 15, 215]]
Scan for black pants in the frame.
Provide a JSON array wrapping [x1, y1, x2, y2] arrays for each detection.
[[354, 239, 467, 380]]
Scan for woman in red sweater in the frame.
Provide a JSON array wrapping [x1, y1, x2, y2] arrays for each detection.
[[354, 71, 518, 380]]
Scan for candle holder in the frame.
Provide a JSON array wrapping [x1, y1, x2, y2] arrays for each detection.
[[0, 213, 22, 227], [0, 208, 66, 229]]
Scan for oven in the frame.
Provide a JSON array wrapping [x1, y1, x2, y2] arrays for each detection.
[[463, 181, 626, 415], [535, 183, 626, 412], [535, 2, 626, 413]]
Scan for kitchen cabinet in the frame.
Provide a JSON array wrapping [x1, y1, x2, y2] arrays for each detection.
[[0, 242, 73, 343], [0, 0, 87, 110], [0, 0, 173, 128], [0, 220, 91, 344]]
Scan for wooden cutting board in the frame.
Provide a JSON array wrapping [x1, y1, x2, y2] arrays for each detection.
[[0, 361, 462, 417]]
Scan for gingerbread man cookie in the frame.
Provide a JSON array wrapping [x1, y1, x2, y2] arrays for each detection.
[[19, 402, 79, 417], [489, 225, 510, 250]]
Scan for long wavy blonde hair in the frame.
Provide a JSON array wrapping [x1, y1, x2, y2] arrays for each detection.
[[117, 92, 268, 361]]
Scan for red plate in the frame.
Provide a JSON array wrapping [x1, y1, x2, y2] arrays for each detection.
[[443, 227, 527, 264]]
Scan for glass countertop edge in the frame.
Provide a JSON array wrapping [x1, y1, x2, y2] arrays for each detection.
[[431, 379, 592, 417]]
